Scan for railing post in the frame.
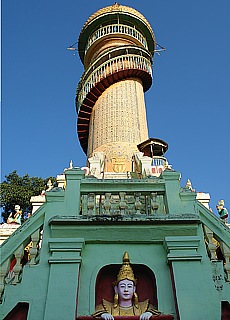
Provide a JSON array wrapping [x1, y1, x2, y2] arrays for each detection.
[[0, 258, 10, 300], [220, 242, 230, 281], [104, 193, 112, 215], [161, 171, 183, 214], [29, 228, 40, 265], [203, 226, 217, 260], [150, 192, 159, 214], [87, 193, 96, 215], [119, 192, 126, 215], [12, 244, 24, 284], [134, 193, 142, 214], [64, 168, 85, 215]]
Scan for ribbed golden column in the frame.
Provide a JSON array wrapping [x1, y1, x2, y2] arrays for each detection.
[[76, 4, 156, 172], [87, 79, 148, 172]]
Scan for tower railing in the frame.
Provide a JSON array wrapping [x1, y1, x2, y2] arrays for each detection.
[[85, 23, 148, 54], [77, 54, 152, 110], [80, 45, 152, 86]]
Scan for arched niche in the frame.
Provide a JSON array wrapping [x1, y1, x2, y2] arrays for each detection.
[[95, 264, 158, 308]]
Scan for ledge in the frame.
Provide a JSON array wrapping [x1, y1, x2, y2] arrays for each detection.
[[48, 238, 84, 264], [77, 316, 174, 320], [49, 214, 200, 225], [164, 236, 202, 262], [80, 178, 166, 194]]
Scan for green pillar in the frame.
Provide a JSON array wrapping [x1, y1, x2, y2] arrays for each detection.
[[64, 169, 85, 215], [44, 238, 84, 320], [161, 171, 183, 214], [164, 236, 220, 319]]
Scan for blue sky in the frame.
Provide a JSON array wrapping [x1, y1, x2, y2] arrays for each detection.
[[2, 0, 230, 214]]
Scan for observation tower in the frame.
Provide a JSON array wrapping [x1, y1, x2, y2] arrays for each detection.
[[76, 3, 168, 177], [1, 4, 230, 320]]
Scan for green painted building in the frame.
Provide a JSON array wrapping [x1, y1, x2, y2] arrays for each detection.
[[1, 4, 230, 320]]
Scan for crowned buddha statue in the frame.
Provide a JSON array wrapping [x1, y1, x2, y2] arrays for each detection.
[[93, 252, 161, 319]]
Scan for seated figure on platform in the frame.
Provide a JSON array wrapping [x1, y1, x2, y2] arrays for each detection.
[[7, 205, 22, 225], [216, 200, 228, 224], [93, 252, 161, 320]]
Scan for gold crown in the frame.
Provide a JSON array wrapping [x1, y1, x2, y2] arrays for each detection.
[[114, 252, 137, 285]]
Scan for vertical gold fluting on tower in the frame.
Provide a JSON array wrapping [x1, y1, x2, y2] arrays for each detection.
[[76, 4, 156, 173], [87, 79, 148, 171]]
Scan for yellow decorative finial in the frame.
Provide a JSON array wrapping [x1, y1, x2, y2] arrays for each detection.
[[115, 252, 137, 285]]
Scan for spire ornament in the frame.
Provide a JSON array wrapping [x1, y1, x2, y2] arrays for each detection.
[[114, 252, 137, 285]]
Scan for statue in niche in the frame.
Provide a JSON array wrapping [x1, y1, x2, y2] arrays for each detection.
[[93, 252, 161, 319]]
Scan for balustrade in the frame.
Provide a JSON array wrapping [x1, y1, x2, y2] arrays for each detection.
[[81, 192, 165, 216], [220, 242, 230, 281], [0, 259, 9, 300], [85, 24, 148, 54], [203, 225, 217, 260], [28, 228, 42, 265], [203, 225, 230, 282], [0, 226, 43, 300], [77, 54, 152, 110]]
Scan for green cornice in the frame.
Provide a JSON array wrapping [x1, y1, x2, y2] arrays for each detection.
[[49, 220, 199, 243]]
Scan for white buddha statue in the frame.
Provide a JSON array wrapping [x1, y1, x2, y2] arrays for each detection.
[[93, 252, 161, 319]]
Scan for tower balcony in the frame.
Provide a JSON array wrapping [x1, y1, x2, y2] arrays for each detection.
[[76, 49, 152, 154], [78, 3, 156, 65], [77, 53, 152, 110], [84, 23, 148, 64], [76, 45, 152, 111]]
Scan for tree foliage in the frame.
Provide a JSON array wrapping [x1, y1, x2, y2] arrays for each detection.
[[0, 170, 57, 222]]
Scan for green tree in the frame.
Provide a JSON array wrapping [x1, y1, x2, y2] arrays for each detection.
[[0, 170, 57, 222]]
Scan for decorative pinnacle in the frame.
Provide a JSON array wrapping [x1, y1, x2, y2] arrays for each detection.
[[114, 252, 137, 285]]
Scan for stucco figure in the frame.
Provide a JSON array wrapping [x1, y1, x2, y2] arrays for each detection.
[[216, 200, 228, 223], [93, 252, 161, 319], [7, 205, 22, 225]]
